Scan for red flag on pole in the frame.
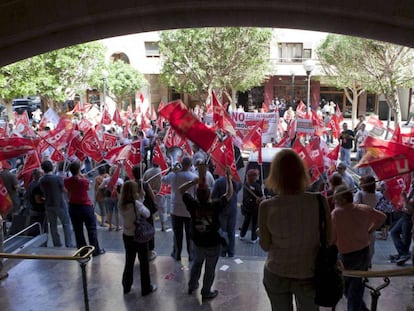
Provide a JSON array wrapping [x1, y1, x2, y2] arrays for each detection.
[[152, 143, 168, 171], [78, 128, 104, 162], [210, 137, 241, 182], [101, 107, 112, 125], [243, 119, 264, 164], [162, 100, 216, 152]]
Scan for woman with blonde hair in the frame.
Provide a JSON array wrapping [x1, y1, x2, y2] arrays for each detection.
[[119, 180, 157, 296], [258, 149, 331, 310]]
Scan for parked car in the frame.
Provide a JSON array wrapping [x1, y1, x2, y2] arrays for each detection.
[[245, 147, 287, 196], [12, 98, 40, 118]]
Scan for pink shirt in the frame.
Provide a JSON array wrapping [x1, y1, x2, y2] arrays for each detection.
[[331, 203, 386, 254]]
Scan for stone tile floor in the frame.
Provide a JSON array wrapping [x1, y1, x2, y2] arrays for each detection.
[[1, 223, 414, 310]]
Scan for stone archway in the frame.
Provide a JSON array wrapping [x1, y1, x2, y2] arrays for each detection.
[[1, 1, 414, 66]]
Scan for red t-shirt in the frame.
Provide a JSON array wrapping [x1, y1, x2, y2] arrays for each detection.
[[64, 176, 92, 206]]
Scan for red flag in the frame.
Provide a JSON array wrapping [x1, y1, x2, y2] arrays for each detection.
[[163, 101, 216, 152], [327, 144, 340, 161], [79, 128, 104, 162], [18, 150, 41, 178], [211, 92, 236, 135], [384, 173, 411, 209], [112, 108, 124, 126], [327, 115, 340, 139], [152, 143, 168, 171], [13, 111, 35, 137], [78, 118, 93, 133], [0, 175, 13, 216], [101, 107, 112, 125], [210, 137, 241, 182], [296, 101, 307, 119], [0, 137, 39, 161], [367, 115, 385, 137], [107, 164, 121, 197], [391, 125, 402, 144], [105, 141, 141, 164], [335, 105, 344, 123], [72, 102, 92, 113], [243, 119, 264, 164], [50, 149, 65, 162], [44, 117, 74, 151], [103, 133, 118, 150], [138, 92, 144, 103]]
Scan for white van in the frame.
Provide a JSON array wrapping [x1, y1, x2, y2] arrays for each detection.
[[245, 147, 287, 196]]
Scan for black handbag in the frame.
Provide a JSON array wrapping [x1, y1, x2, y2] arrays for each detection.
[[133, 203, 155, 243], [314, 194, 344, 308]]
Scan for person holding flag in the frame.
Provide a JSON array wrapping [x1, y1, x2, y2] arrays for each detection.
[[240, 169, 264, 244]]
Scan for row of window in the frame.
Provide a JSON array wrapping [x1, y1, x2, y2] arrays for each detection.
[[143, 41, 312, 63]]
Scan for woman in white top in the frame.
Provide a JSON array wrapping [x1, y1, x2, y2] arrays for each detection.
[[119, 180, 157, 296], [258, 149, 331, 311]]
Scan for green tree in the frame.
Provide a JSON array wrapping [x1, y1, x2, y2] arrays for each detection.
[[0, 41, 106, 113], [357, 39, 414, 126], [100, 60, 147, 111], [317, 34, 414, 127], [316, 34, 370, 128], [159, 27, 272, 107]]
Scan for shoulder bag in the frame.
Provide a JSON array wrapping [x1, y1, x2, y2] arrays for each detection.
[[133, 203, 155, 243], [314, 194, 344, 308]]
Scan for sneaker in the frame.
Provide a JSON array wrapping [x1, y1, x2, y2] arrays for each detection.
[[0, 272, 8, 281], [396, 254, 411, 266], [239, 235, 246, 241], [93, 248, 106, 257], [389, 254, 400, 260], [202, 290, 219, 300], [142, 284, 157, 296], [250, 238, 259, 244], [148, 251, 157, 262]]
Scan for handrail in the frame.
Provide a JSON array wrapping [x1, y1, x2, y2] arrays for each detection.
[[343, 267, 414, 278], [0, 245, 95, 311], [342, 267, 414, 311], [0, 245, 95, 261], [3, 221, 43, 244]]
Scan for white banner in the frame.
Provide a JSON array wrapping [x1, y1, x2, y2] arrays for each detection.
[[205, 111, 279, 144], [296, 119, 315, 134]]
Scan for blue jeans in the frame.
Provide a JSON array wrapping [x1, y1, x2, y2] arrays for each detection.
[[263, 267, 318, 311], [189, 244, 221, 295], [45, 204, 73, 247], [68, 204, 101, 253], [340, 146, 351, 166], [340, 246, 370, 311], [171, 215, 193, 259], [390, 213, 413, 256], [219, 207, 238, 256]]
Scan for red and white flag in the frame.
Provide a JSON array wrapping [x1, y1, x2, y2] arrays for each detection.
[[243, 119, 264, 164]]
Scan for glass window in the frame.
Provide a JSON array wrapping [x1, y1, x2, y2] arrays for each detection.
[[145, 42, 160, 58], [278, 43, 303, 63], [303, 49, 312, 59]]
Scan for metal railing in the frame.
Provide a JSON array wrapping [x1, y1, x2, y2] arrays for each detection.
[[343, 267, 414, 311], [4, 221, 43, 244], [0, 245, 95, 311]]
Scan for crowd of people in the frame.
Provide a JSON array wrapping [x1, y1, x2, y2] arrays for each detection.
[[0, 99, 412, 311]]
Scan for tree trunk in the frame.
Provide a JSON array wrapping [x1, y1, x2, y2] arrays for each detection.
[[387, 88, 402, 128]]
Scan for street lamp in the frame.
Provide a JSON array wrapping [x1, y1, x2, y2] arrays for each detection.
[[303, 59, 315, 111], [101, 69, 108, 112], [290, 69, 295, 106]]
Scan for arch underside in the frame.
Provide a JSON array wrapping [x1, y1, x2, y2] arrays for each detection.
[[1, 0, 414, 66]]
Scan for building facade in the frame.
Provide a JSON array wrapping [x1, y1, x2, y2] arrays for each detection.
[[100, 29, 410, 120]]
